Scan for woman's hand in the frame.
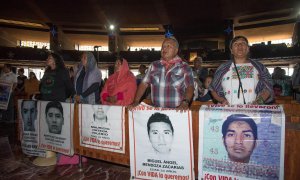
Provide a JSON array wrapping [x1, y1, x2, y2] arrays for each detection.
[[106, 96, 117, 103]]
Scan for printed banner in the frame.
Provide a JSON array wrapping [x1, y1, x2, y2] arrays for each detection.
[[18, 100, 46, 157], [199, 104, 285, 180], [129, 104, 194, 180], [79, 104, 125, 153], [0, 81, 13, 110], [38, 101, 74, 156]]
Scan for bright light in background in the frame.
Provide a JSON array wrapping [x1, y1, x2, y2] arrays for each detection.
[[109, 25, 115, 30]]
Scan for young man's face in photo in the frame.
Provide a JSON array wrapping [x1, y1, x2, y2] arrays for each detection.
[[94, 108, 107, 122], [22, 101, 37, 131], [46, 107, 64, 134], [223, 120, 256, 163], [149, 122, 174, 154]]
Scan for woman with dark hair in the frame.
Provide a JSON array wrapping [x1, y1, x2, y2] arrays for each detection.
[[100, 58, 137, 105], [74, 52, 102, 104], [39, 52, 75, 101], [34, 52, 75, 166]]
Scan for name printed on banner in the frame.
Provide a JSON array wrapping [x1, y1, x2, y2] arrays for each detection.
[[137, 169, 189, 180], [82, 136, 120, 147], [142, 159, 184, 170], [203, 158, 279, 179], [44, 134, 66, 145], [23, 132, 38, 143], [39, 143, 70, 154], [91, 126, 109, 138]]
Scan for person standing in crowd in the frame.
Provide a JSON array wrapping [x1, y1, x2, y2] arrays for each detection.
[[136, 64, 150, 101], [24, 72, 39, 99], [129, 37, 194, 110], [74, 52, 102, 104], [136, 64, 147, 85], [35, 52, 75, 166], [15, 68, 27, 96], [0, 64, 17, 122], [100, 57, 137, 106], [40, 52, 75, 102], [210, 36, 274, 105], [272, 67, 292, 96], [193, 56, 208, 83]]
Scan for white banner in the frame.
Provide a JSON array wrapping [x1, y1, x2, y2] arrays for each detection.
[[0, 81, 13, 110], [79, 104, 125, 153], [129, 104, 194, 180], [37, 101, 74, 156], [18, 99, 46, 157], [199, 104, 285, 180]]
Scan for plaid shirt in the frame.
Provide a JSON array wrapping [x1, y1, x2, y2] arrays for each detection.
[[142, 58, 194, 108]]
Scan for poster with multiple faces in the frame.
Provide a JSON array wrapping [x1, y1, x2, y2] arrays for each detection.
[[129, 103, 194, 180], [198, 104, 285, 180], [79, 104, 125, 153], [18, 99, 46, 157], [37, 101, 74, 156], [0, 81, 13, 110]]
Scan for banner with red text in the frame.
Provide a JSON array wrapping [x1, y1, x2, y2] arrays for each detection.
[[129, 103, 194, 180], [199, 104, 285, 180], [79, 104, 125, 153], [0, 81, 13, 110], [18, 99, 46, 157], [38, 101, 74, 156]]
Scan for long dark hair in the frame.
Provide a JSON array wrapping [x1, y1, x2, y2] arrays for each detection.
[[46, 52, 66, 71]]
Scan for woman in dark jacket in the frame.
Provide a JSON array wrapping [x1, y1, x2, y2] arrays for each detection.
[[40, 52, 75, 101]]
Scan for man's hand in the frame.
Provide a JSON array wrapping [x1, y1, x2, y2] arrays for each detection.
[[127, 101, 140, 111], [176, 101, 189, 113]]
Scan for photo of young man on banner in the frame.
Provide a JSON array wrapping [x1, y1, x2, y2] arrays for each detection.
[[129, 104, 194, 180], [79, 104, 125, 153], [18, 99, 46, 157], [198, 104, 285, 180], [38, 101, 74, 156]]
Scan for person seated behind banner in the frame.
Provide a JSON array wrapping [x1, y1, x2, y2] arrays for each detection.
[[147, 112, 174, 155], [21, 100, 37, 132], [197, 75, 213, 102], [45, 101, 64, 135], [273, 84, 283, 97], [222, 114, 257, 163], [100, 57, 137, 106]]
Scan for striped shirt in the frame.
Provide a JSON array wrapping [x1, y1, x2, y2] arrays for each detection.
[[142, 57, 194, 108]]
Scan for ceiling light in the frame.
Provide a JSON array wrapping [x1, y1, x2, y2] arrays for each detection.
[[0, 19, 44, 27], [120, 27, 160, 31], [109, 25, 115, 30]]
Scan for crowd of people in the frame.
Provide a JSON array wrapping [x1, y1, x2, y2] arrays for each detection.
[[1, 35, 300, 165]]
